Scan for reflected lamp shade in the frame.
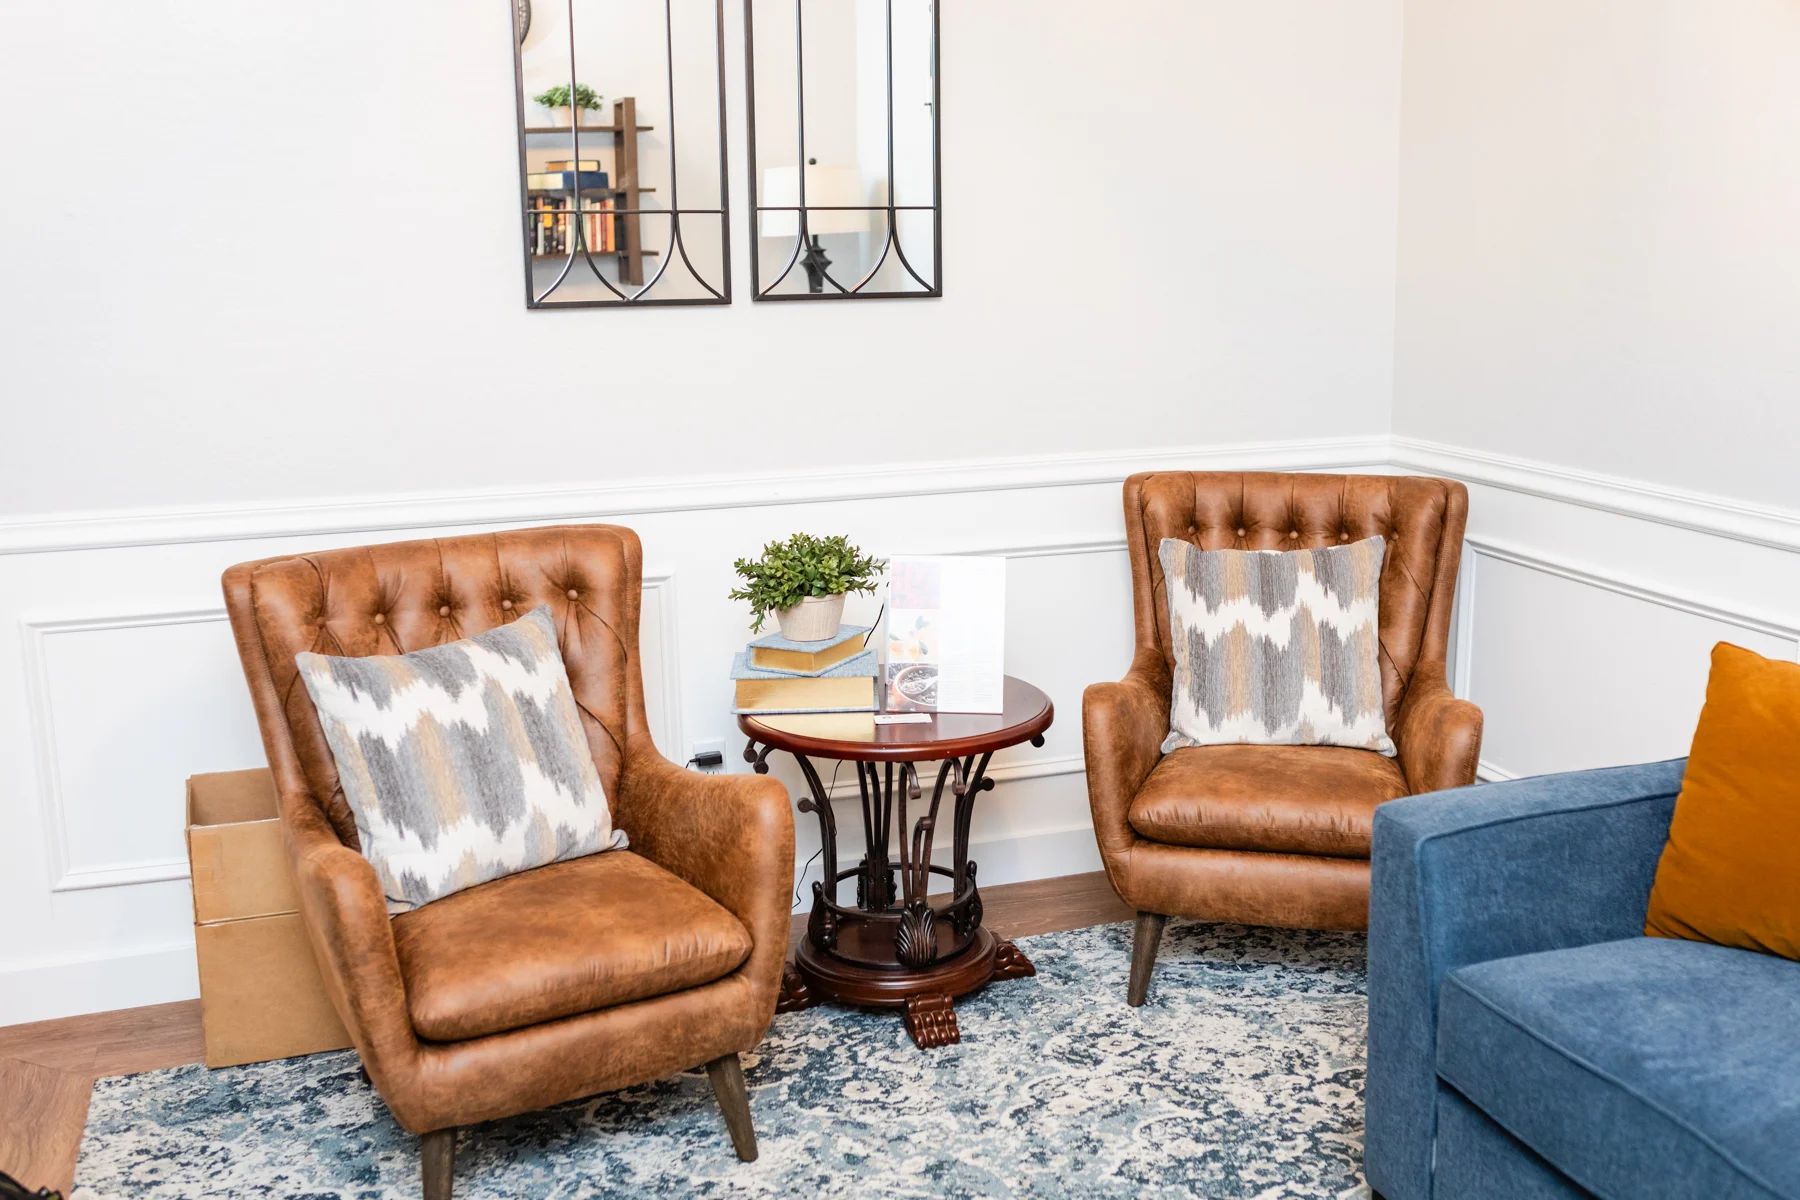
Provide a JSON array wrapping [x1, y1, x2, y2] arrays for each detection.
[[760, 165, 871, 237]]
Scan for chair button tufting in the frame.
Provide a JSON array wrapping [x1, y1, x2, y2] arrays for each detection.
[[1340, 531, 1350, 541], [501, 599, 514, 610], [372, 613, 385, 625], [1289, 530, 1299, 540], [567, 588, 579, 600], [1236, 527, 1247, 538], [438, 605, 451, 617]]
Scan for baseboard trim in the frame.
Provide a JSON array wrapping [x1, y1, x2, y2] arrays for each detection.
[[1391, 436, 1800, 553], [0, 942, 199, 1028], [0, 435, 1391, 556]]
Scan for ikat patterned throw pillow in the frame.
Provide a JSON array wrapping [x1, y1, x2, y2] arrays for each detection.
[[294, 605, 626, 912], [1159, 536, 1395, 756]]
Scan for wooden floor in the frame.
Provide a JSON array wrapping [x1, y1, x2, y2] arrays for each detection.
[[0, 870, 1131, 1195]]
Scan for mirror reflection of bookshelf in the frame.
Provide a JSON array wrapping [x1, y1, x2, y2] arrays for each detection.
[[523, 96, 661, 285]]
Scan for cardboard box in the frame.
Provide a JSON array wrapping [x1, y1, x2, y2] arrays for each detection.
[[186, 768, 353, 1068]]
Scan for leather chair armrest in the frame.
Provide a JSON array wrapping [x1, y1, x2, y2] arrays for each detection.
[[1081, 650, 1171, 890], [1394, 668, 1484, 795], [614, 741, 796, 996], [280, 801, 423, 1114]]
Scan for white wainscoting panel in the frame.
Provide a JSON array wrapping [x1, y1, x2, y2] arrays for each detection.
[[22, 608, 265, 893], [19, 433, 1798, 1023], [1455, 535, 1800, 781]]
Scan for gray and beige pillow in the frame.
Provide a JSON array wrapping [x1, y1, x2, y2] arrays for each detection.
[[294, 605, 626, 912], [1159, 536, 1394, 755]]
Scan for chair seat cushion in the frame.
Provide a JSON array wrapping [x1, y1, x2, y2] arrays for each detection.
[[1126, 744, 1407, 856], [391, 850, 753, 1042], [1439, 937, 1800, 1200]]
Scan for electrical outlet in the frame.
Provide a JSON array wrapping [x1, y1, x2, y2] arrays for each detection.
[[689, 738, 727, 772]]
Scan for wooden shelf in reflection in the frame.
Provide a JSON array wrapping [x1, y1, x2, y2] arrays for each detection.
[[530, 250, 661, 261], [523, 125, 654, 135]]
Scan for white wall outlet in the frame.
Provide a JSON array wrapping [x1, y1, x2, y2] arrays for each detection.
[[690, 737, 727, 772]]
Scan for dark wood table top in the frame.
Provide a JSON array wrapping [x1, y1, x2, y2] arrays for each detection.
[[738, 676, 1054, 763]]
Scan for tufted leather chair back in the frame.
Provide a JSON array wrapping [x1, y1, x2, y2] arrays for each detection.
[[1124, 472, 1469, 730], [222, 525, 648, 851]]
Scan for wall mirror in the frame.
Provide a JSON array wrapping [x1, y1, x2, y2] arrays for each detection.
[[745, 0, 941, 300], [511, 0, 731, 307]]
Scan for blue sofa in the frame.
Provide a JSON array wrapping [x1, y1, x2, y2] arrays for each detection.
[[1365, 759, 1800, 1200]]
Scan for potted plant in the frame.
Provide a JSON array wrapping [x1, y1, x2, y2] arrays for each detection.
[[730, 533, 886, 642], [533, 83, 604, 127]]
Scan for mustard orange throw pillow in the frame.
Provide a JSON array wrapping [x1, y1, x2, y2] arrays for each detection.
[[1645, 642, 1800, 960]]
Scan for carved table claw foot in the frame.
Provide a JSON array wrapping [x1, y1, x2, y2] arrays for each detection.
[[904, 994, 960, 1049], [990, 939, 1037, 981], [775, 963, 819, 1014]]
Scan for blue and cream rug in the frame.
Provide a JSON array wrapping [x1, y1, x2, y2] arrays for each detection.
[[78, 922, 1369, 1198]]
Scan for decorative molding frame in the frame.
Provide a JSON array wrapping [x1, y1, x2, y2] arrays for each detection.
[[0, 436, 1391, 557], [23, 578, 685, 894], [1392, 436, 1800, 554], [21, 606, 231, 893], [1452, 532, 1800, 781], [640, 570, 684, 763]]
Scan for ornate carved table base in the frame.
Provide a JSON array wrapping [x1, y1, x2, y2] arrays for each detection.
[[777, 926, 1037, 1048], [744, 678, 1055, 1050]]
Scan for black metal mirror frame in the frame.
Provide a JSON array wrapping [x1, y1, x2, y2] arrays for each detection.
[[743, 0, 943, 301], [511, 0, 734, 308]]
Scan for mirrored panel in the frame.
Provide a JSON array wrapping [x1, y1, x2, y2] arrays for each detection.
[[745, 0, 941, 300], [512, 0, 730, 307]]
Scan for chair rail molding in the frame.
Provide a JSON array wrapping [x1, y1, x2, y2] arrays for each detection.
[[1391, 436, 1800, 554], [0, 436, 1392, 557], [22, 605, 231, 893]]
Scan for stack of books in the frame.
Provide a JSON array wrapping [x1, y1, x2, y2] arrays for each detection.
[[527, 160, 616, 255], [731, 626, 879, 715]]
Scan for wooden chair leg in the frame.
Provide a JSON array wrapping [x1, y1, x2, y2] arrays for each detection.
[[1128, 912, 1168, 1007], [421, 1127, 455, 1200], [706, 1053, 758, 1162]]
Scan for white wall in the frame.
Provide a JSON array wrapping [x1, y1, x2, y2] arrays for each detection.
[[0, 0, 1402, 517], [1393, 0, 1800, 509], [1392, 1, 1800, 779], [0, 0, 1405, 1022]]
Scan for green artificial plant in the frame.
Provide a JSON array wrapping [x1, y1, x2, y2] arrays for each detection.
[[729, 533, 887, 633], [533, 83, 604, 110]]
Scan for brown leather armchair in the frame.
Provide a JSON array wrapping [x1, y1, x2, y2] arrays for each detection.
[[1083, 473, 1482, 1004], [222, 525, 793, 1198]]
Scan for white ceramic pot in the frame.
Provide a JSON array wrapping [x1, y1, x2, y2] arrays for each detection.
[[553, 105, 577, 126], [775, 593, 846, 642]]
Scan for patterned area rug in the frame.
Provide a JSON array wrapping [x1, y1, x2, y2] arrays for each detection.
[[78, 922, 1369, 1199]]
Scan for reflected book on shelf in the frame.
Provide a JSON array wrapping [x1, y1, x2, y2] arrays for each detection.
[[526, 170, 610, 192]]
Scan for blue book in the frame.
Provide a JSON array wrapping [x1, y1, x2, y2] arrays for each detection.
[[526, 170, 611, 192], [747, 625, 872, 675], [732, 649, 877, 714]]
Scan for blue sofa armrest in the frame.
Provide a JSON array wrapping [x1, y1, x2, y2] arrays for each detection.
[[1363, 759, 1685, 1200]]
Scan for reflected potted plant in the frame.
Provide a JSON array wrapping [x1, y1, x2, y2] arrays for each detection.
[[730, 533, 886, 642], [534, 83, 604, 127]]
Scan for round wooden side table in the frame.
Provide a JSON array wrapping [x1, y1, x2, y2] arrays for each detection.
[[739, 677, 1054, 1049]]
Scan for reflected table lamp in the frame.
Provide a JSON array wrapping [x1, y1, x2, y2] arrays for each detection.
[[761, 163, 870, 292]]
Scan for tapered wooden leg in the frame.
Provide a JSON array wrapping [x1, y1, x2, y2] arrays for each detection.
[[706, 1053, 758, 1162], [1128, 912, 1168, 1007], [420, 1127, 455, 1200]]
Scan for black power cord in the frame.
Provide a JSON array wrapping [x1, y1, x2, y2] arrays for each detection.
[[792, 760, 843, 909]]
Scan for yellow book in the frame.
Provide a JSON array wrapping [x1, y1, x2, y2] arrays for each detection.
[[731, 650, 877, 714]]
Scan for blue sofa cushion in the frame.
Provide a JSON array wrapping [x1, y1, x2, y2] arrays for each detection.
[[1438, 937, 1800, 1200]]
